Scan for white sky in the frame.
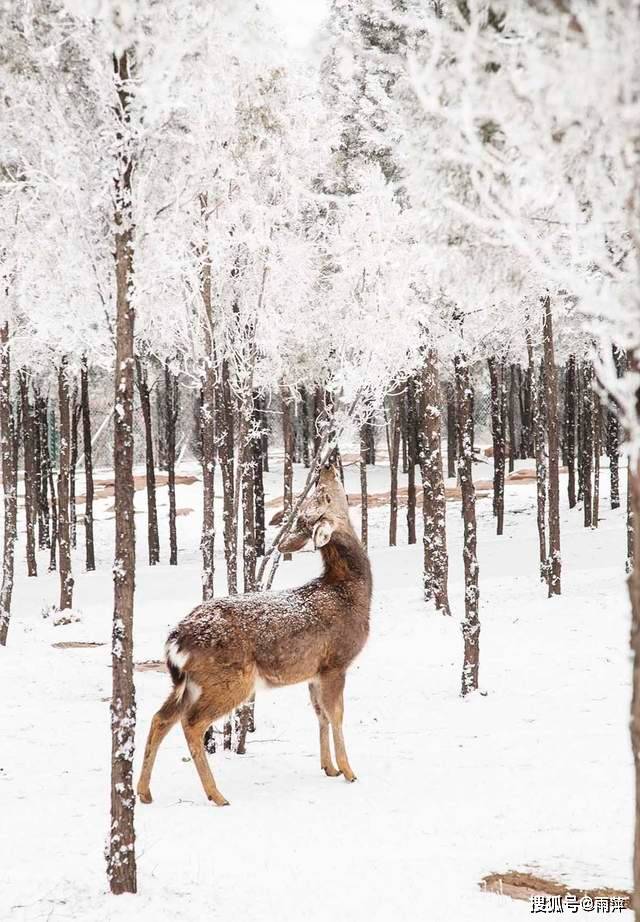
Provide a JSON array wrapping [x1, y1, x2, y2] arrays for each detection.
[[264, 0, 329, 47]]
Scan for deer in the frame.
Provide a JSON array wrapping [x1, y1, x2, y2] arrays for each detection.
[[137, 465, 372, 807]]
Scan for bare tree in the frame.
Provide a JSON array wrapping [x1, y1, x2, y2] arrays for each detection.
[[107, 46, 137, 897], [135, 357, 160, 565], [80, 356, 95, 571], [455, 352, 479, 695], [0, 323, 17, 646], [542, 298, 561, 596], [58, 359, 74, 611]]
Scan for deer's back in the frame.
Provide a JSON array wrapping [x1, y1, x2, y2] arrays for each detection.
[[168, 578, 370, 687]]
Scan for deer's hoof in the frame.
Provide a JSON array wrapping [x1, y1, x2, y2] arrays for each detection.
[[343, 772, 357, 783], [208, 794, 230, 807], [323, 765, 341, 777], [138, 790, 152, 804]]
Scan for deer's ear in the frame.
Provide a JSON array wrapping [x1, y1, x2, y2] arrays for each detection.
[[313, 519, 334, 550], [278, 527, 309, 554]]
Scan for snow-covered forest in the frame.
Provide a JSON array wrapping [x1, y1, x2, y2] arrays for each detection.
[[1, 1, 639, 919]]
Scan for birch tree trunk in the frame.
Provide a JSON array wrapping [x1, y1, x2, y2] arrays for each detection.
[[0, 323, 17, 647], [135, 357, 160, 566], [58, 361, 74, 611], [107, 46, 137, 896], [543, 298, 561, 596], [418, 351, 450, 615], [455, 353, 479, 694], [80, 358, 95, 571]]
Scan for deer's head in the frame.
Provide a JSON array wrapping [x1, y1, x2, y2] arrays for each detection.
[[278, 465, 349, 555]]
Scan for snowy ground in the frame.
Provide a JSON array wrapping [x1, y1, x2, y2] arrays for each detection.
[[0, 453, 633, 921]]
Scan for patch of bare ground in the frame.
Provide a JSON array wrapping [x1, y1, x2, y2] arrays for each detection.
[[52, 641, 106, 649], [75, 473, 199, 506], [480, 870, 630, 904]]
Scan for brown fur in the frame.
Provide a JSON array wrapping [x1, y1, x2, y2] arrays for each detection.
[[137, 468, 372, 806]]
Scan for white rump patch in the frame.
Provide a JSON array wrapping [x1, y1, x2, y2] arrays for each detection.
[[165, 639, 189, 671], [185, 679, 202, 704]]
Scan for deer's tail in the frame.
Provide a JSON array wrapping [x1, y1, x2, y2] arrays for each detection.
[[165, 638, 193, 705]]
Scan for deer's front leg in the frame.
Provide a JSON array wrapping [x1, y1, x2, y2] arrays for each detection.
[[308, 681, 340, 777], [319, 670, 357, 782]]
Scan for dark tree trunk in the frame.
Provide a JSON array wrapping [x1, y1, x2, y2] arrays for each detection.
[[528, 339, 547, 584], [253, 392, 265, 559], [300, 385, 310, 467], [199, 192, 216, 602], [260, 394, 269, 474], [608, 409, 621, 511], [241, 395, 256, 594], [19, 372, 37, 577], [517, 363, 532, 459], [406, 376, 417, 545], [455, 353, 479, 694], [58, 361, 74, 611], [34, 391, 51, 550], [593, 391, 601, 528], [400, 391, 408, 474], [40, 402, 58, 573], [488, 357, 506, 535], [446, 383, 457, 478], [0, 323, 18, 647], [359, 422, 368, 549], [542, 297, 561, 596], [70, 391, 80, 550], [386, 393, 401, 547], [507, 364, 517, 473], [282, 387, 294, 562], [418, 351, 450, 615], [565, 356, 577, 509], [217, 359, 236, 594], [629, 458, 635, 575], [80, 357, 95, 571], [312, 386, 323, 457], [362, 418, 376, 465], [135, 357, 160, 566], [107, 47, 137, 896], [582, 361, 594, 529], [165, 362, 179, 566]]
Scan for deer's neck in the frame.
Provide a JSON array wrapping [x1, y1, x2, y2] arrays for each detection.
[[319, 526, 372, 594]]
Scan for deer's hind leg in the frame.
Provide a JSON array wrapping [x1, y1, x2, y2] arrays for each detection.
[[309, 680, 340, 777], [138, 690, 183, 804], [319, 670, 357, 783], [180, 666, 256, 806]]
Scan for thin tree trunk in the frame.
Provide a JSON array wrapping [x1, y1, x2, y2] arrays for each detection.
[[446, 383, 457, 479], [217, 358, 236, 594], [199, 192, 215, 602], [165, 362, 178, 566], [359, 422, 368, 549], [80, 357, 95, 571], [518, 363, 532, 459], [455, 353, 479, 695], [629, 458, 634, 575], [565, 356, 577, 509], [19, 372, 37, 577], [628, 459, 640, 921], [0, 323, 18, 647], [107, 46, 137, 896], [58, 360, 74, 611], [260, 394, 269, 473], [70, 391, 80, 550], [253, 392, 265, 559], [300, 385, 310, 467], [488, 357, 506, 535], [582, 361, 594, 529], [386, 393, 401, 547], [507, 364, 517, 473], [593, 391, 601, 528], [34, 394, 47, 550], [282, 387, 294, 562], [41, 403, 58, 573], [418, 351, 450, 615], [609, 409, 621, 511], [543, 298, 561, 596], [406, 376, 417, 545], [529, 339, 548, 584], [135, 357, 160, 566], [400, 391, 408, 474]]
